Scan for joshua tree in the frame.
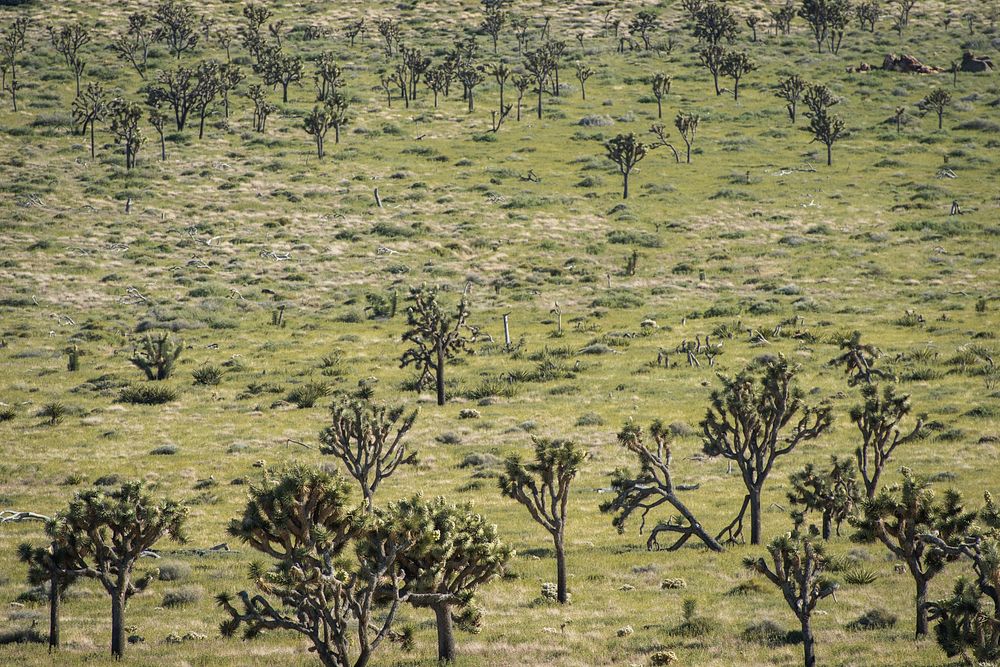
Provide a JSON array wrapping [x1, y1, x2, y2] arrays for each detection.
[[829, 331, 891, 385], [894, 0, 918, 35], [1, 17, 29, 112], [425, 65, 448, 107], [605, 133, 648, 200], [148, 65, 197, 131], [401, 46, 430, 101], [481, 7, 506, 54], [853, 469, 975, 637], [315, 52, 344, 101], [376, 18, 400, 57], [304, 103, 333, 158], [111, 13, 153, 79], [701, 356, 833, 545], [675, 111, 700, 163], [746, 14, 761, 41], [511, 74, 529, 121], [344, 19, 365, 48], [894, 105, 906, 133], [925, 492, 1000, 663], [856, 0, 881, 31], [217, 62, 243, 118], [699, 45, 726, 96], [49, 24, 90, 96], [72, 82, 106, 158], [107, 98, 144, 170], [787, 456, 860, 539], [804, 84, 845, 166], [392, 495, 512, 662], [721, 51, 755, 101], [851, 383, 924, 498], [148, 104, 167, 160], [485, 61, 511, 110], [399, 285, 472, 406], [546, 40, 566, 96], [246, 83, 276, 132], [17, 541, 77, 651], [257, 45, 303, 103], [693, 2, 739, 44], [240, 2, 270, 61], [772, 3, 797, 34], [130, 332, 182, 380], [192, 60, 220, 140], [524, 46, 555, 119], [601, 421, 724, 551], [319, 394, 418, 511], [458, 65, 483, 112], [628, 10, 660, 50], [776, 74, 806, 123], [826, 0, 852, 53], [220, 465, 410, 667], [799, 0, 831, 52], [574, 62, 593, 100], [746, 534, 837, 667], [46, 481, 186, 659], [651, 72, 672, 119], [922, 88, 951, 130], [153, 0, 200, 60], [499, 438, 586, 604]]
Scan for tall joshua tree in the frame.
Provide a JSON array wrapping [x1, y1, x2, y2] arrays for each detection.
[[319, 394, 418, 511], [2, 17, 30, 112], [72, 82, 106, 158], [651, 72, 672, 119], [721, 51, 755, 101], [499, 438, 586, 604], [400, 285, 472, 406], [853, 469, 975, 637], [675, 111, 700, 163], [605, 133, 648, 200], [153, 0, 200, 60], [851, 383, 925, 498], [523, 46, 555, 119], [776, 74, 806, 124], [804, 83, 845, 166], [746, 534, 837, 667], [574, 62, 593, 100], [693, 2, 739, 44], [391, 495, 512, 662], [699, 45, 726, 96], [701, 355, 833, 545], [47, 481, 187, 659], [922, 88, 951, 130], [602, 421, 724, 551], [107, 98, 145, 170], [17, 541, 78, 651], [49, 24, 90, 96]]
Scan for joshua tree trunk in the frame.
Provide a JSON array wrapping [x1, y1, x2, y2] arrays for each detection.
[[712, 72, 720, 95], [89, 122, 96, 158], [159, 135, 166, 161], [110, 590, 126, 659], [826, 143, 832, 166], [433, 603, 456, 662], [281, 83, 289, 103], [801, 615, 816, 667], [937, 111, 943, 130], [48, 571, 60, 651], [316, 135, 324, 159], [622, 172, 629, 199], [536, 84, 543, 119], [435, 339, 445, 406], [821, 512, 832, 540], [656, 98, 662, 119], [554, 531, 568, 603], [749, 487, 762, 545], [468, 91, 474, 113], [733, 78, 740, 101], [914, 574, 929, 637]]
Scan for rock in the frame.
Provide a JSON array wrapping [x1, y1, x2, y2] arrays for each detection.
[[882, 53, 940, 74], [960, 51, 994, 73], [847, 62, 873, 73], [650, 650, 679, 665], [458, 408, 481, 419], [617, 625, 634, 637], [660, 578, 687, 590]]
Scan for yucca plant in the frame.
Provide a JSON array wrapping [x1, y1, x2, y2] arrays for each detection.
[[192, 364, 223, 386]]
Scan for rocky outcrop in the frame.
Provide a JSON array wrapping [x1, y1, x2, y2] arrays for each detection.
[[960, 51, 994, 73]]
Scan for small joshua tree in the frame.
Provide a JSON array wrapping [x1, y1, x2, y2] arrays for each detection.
[[925, 492, 1000, 663], [602, 421, 724, 551], [130, 332, 182, 380], [257, 45, 303, 103], [699, 45, 726, 96], [192, 60, 220, 139], [628, 10, 660, 50], [458, 65, 484, 112], [856, 0, 881, 31], [922, 88, 951, 130], [486, 61, 511, 110], [651, 72, 672, 119], [149, 103, 167, 160], [853, 469, 975, 637], [524, 46, 555, 119], [304, 93, 348, 158], [829, 331, 891, 385], [376, 18, 400, 57], [694, 2, 739, 44], [17, 541, 78, 651], [319, 394, 418, 511], [314, 52, 344, 101], [746, 534, 837, 667], [721, 51, 755, 101], [49, 24, 90, 96], [481, 7, 506, 54], [217, 62, 243, 118], [851, 383, 924, 498], [220, 465, 410, 667], [804, 83, 845, 166], [111, 13, 153, 80], [701, 355, 833, 545], [787, 456, 860, 539], [574, 62, 593, 100], [511, 74, 529, 121], [776, 74, 807, 123], [746, 14, 761, 41], [392, 495, 512, 662], [147, 65, 197, 131], [107, 98, 144, 170], [400, 285, 472, 406], [2, 17, 30, 112], [799, 0, 830, 52], [675, 112, 700, 163], [499, 438, 585, 604], [47, 481, 187, 659], [72, 82, 106, 158], [246, 83, 276, 132], [605, 133, 648, 200], [152, 0, 200, 60]]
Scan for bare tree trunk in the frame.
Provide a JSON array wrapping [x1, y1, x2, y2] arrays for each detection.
[[435, 340, 445, 406], [801, 615, 816, 667], [915, 575, 929, 637], [434, 603, 456, 662], [48, 572, 60, 651], [622, 172, 629, 199], [554, 532, 568, 603], [749, 488, 762, 545], [111, 591, 126, 659]]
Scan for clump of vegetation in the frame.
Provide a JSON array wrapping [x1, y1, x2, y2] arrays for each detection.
[[118, 384, 178, 405]]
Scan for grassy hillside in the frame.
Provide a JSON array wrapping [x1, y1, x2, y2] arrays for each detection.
[[0, 0, 998, 665]]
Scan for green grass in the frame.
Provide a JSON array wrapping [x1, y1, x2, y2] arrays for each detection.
[[0, 1, 998, 666]]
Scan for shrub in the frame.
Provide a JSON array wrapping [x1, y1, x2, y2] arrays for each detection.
[[161, 585, 203, 607], [847, 608, 897, 631], [741, 620, 797, 646], [192, 365, 224, 386], [150, 444, 179, 455], [575, 412, 605, 426], [119, 384, 178, 405], [287, 382, 330, 408], [158, 561, 191, 582], [844, 565, 879, 586], [0, 405, 15, 422], [37, 402, 67, 425]]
